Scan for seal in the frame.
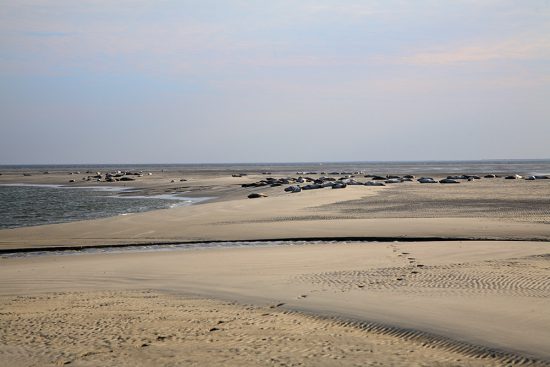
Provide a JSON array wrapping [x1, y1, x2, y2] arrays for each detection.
[[365, 181, 385, 186], [417, 177, 437, 183], [439, 178, 459, 184], [284, 186, 302, 193], [331, 182, 347, 189], [384, 178, 402, 184]]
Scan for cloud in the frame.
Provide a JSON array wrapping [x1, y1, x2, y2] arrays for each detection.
[[1, 0, 549, 84], [395, 36, 550, 65]]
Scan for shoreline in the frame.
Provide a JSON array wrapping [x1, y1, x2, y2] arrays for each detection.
[[0, 183, 214, 231], [1, 165, 549, 250], [2, 174, 550, 250]]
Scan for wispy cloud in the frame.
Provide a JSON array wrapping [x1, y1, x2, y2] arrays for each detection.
[[1, 0, 550, 163], [395, 36, 550, 65]]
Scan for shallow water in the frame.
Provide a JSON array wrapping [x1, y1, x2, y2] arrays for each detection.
[[0, 184, 209, 229], [0, 240, 351, 259]]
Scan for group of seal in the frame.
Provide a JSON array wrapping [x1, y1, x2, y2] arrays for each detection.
[[65, 170, 152, 183], [239, 171, 549, 198]]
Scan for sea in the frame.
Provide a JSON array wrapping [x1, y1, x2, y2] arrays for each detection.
[[2, 160, 550, 175], [1, 160, 549, 230], [0, 184, 209, 230]]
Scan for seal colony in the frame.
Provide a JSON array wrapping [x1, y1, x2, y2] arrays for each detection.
[[1, 164, 550, 366], [242, 172, 549, 197]]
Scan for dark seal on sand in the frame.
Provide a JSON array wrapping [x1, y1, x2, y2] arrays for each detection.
[[331, 182, 347, 189], [417, 177, 437, 183], [439, 178, 459, 184], [505, 174, 522, 179], [365, 181, 385, 186]]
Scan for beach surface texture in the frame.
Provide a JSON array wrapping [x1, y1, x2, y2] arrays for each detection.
[[0, 166, 549, 366]]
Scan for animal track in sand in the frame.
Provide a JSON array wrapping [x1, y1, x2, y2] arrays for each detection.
[[296, 255, 550, 298]]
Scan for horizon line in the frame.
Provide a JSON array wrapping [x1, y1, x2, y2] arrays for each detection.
[[1, 158, 550, 167]]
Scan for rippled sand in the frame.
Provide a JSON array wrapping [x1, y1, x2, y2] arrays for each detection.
[[1, 291, 541, 367]]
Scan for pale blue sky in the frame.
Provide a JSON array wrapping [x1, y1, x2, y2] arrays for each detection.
[[1, 1, 549, 164]]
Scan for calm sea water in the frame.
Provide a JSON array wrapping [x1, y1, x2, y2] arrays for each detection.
[[0, 185, 208, 229], [1, 160, 549, 175]]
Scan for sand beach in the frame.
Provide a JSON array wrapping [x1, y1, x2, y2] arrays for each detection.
[[0, 166, 549, 366]]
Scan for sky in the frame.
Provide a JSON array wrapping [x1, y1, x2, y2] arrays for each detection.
[[1, 0, 549, 164]]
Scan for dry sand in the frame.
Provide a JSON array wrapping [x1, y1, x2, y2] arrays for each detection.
[[0, 291, 515, 367], [1, 169, 549, 366], [1, 241, 549, 366]]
